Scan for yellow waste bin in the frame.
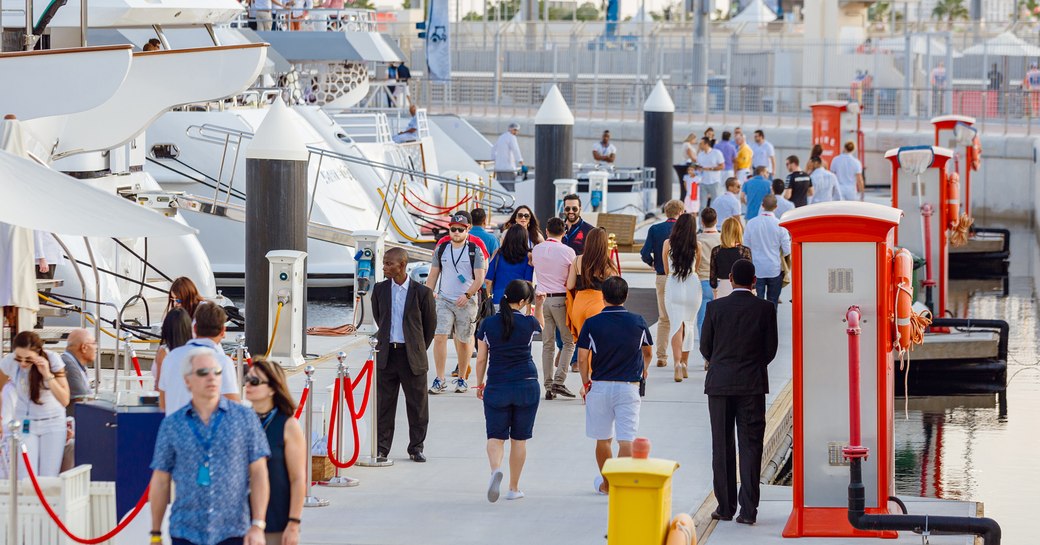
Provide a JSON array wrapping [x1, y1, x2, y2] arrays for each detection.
[[602, 452, 680, 545]]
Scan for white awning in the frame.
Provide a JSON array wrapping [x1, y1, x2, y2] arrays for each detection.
[[962, 32, 1040, 58], [0, 146, 197, 238]]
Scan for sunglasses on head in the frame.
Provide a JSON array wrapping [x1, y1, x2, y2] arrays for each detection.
[[449, 226, 467, 233], [516, 213, 531, 219], [563, 206, 579, 212], [193, 367, 223, 377], [244, 375, 268, 386]]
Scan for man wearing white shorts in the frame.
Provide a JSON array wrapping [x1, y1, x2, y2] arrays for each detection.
[[577, 277, 653, 495], [425, 211, 486, 394]]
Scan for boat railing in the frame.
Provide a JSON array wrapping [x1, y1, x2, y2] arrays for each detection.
[[185, 123, 251, 208], [327, 112, 393, 143]]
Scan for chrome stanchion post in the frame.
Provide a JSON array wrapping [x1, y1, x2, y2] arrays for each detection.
[[326, 352, 359, 487], [7, 420, 22, 545], [235, 334, 246, 396], [302, 366, 329, 507], [357, 337, 392, 467]]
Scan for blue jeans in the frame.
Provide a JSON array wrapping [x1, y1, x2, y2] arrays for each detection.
[[697, 279, 714, 338], [755, 274, 784, 306], [555, 328, 578, 364]]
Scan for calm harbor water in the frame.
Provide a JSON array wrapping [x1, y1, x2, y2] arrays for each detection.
[[893, 225, 1040, 544]]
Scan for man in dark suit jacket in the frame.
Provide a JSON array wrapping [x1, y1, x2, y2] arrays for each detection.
[[699, 258, 778, 525], [372, 247, 437, 462]]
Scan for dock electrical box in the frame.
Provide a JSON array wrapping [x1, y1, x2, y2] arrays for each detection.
[[810, 101, 863, 168], [266, 250, 307, 368], [931, 115, 979, 215], [779, 202, 903, 539]]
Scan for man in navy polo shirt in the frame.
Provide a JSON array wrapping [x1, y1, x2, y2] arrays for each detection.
[[561, 194, 594, 256], [576, 277, 653, 495]]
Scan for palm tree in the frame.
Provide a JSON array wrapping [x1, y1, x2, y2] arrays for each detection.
[[931, 0, 969, 28]]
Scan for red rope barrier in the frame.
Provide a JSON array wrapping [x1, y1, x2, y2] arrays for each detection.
[[294, 386, 309, 419], [325, 360, 374, 469], [403, 190, 471, 216], [20, 448, 149, 544], [611, 248, 622, 275], [130, 347, 144, 388]]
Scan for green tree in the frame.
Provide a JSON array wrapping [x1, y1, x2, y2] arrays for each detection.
[[575, 1, 600, 20], [931, 0, 969, 27]]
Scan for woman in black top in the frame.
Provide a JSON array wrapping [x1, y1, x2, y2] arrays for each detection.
[[709, 217, 753, 298], [245, 359, 306, 545]]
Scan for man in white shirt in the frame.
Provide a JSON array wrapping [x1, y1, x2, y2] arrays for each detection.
[[158, 303, 240, 415], [592, 130, 617, 164], [749, 130, 776, 178], [771, 179, 795, 219], [743, 195, 791, 307], [712, 177, 743, 225], [830, 141, 865, 201], [807, 157, 842, 203], [696, 137, 726, 206], [492, 122, 524, 190]]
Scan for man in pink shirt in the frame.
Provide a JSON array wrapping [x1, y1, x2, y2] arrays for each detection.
[[531, 217, 577, 400]]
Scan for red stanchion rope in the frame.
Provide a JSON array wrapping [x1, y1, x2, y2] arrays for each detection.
[[325, 360, 374, 469], [20, 448, 149, 544], [611, 248, 622, 275], [294, 386, 310, 419], [130, 347, 144, 388], [403, 190, 471, 216]]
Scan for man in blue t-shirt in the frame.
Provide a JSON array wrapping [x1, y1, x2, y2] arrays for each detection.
[[577, 277, 653, 495], [470, 208, 500, 257], [741, 166, 773, 220]]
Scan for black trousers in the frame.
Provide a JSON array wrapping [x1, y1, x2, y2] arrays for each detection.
[[708, 394, 766, 519], [377, 346, 429, 456]]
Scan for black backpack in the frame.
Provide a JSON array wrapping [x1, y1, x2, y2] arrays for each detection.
[[434, 241, 493, 323]]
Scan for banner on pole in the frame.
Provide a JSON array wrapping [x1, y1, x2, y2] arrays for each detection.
[[425, 0, 451, 82]]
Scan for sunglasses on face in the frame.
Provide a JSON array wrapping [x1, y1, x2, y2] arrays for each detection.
[[244, 375, 268, 386], [193, 367, 223, 377], [449, 227, 467, 233], [516, 213, 531, 219], [14, 356, 34, 364], [563, 206, 579, 212]]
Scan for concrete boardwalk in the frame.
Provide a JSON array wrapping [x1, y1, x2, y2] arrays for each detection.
[[270, 270, 794, 545]]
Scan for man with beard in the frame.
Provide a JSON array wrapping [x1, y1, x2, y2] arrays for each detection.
[[560, 194, 594, 256]]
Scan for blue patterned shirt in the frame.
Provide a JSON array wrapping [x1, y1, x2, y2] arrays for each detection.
[[151, 397, 270, 545]]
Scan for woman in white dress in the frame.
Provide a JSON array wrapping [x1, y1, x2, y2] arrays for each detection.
[[662, 213, 702, 383]]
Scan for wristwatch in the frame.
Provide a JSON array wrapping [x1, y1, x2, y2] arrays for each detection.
[[251, 519, 267, 531]]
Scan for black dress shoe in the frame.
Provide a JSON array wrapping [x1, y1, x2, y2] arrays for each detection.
[[553, 384, 577, 398], [409, 452, 427, 463], [710, 511, 733, 521], [735, 515, 756, 525], [545, 389, 556, 400]]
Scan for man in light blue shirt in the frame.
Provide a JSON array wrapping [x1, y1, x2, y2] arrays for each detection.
[[807, 157, 842, 203], [393, 103, 419, 143], [469, 208, 500, 257], [749, 130, 776, 177], [741, 166, 772, 220], [743, 195, 791, 306], [772, 179, 795, 219], [711, 177, 743, 225]]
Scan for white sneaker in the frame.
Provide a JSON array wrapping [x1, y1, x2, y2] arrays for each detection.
[[505, 490, 525, 500], [487, 469, 503, 503]]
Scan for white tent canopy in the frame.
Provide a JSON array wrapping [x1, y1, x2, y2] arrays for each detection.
[[874, 36, 962, 58], [0, 149, 196, 238], [730, 0, 778, 23], [962, 32, 1040, 58]]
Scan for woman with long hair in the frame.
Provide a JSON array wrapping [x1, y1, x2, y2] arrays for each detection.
[[486, 225, 535, 307], [165, 277, 206, 318], [244, 359, 306, 545], [566, 227, 619, 342], [474, 280, 545, 502], [662, 214, 703, 382], [502, 205, 543, 247], [710, 217, 753, 298], [0, 331, 70, 476], [152, 308, 193, 392]]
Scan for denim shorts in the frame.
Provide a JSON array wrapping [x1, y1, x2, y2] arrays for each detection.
[[483, 380, 540, 440]]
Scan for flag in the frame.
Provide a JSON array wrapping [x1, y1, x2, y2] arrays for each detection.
[[425, 0, 451, 82]]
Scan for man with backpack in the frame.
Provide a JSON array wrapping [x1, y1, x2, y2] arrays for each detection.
[[425, 211, 487, 394]]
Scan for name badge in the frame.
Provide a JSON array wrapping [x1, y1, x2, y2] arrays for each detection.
[[457, 274, 467, 284]]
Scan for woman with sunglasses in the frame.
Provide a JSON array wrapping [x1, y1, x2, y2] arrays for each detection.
[[152, 308, 192, 391], [244, 360, 306, 545], [474, 280, 545, 502], [0, 331, 70, 477], [503, 205, 543, 248], [165, 276, 207, 319], [566, 228, 618, 344]]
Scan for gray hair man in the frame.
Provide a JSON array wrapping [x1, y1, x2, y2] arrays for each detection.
[[62, 328, 96, 403]]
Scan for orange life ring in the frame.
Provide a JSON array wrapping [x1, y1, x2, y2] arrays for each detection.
[[969, 137, 982, 171], [945, 173, 960, 230], [894, 249, 914, 352], [665, 513, 696, 545]]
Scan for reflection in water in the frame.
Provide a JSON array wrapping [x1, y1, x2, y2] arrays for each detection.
[[893, 225, 1040, 544]]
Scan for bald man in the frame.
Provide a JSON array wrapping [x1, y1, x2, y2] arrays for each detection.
[[62, 328, 96, 403], [371, 247, 438, 462]]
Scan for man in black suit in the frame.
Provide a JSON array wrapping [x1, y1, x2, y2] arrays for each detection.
[[699, 258, 778, 525], [372, 247, 437, 462]]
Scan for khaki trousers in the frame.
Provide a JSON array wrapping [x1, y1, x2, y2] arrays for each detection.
[[654, 275, 670, 364], [541, 296, 574, 388]]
